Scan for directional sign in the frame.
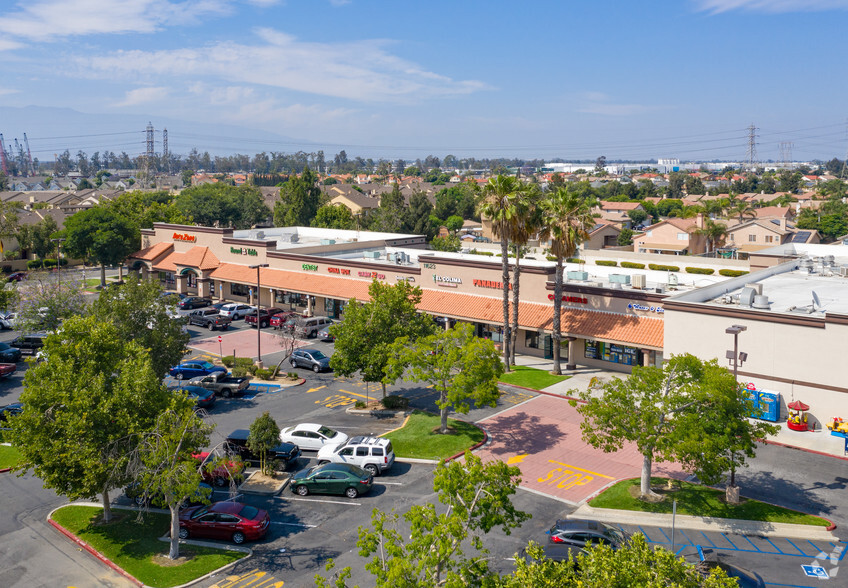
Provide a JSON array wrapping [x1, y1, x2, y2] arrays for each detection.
[[217, 335, 222, 343], [802, 564, 829, 579]]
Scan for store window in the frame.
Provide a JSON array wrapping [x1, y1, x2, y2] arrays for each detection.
[[525, 331, 540, 349], [584, 340, 642, 366], [186, 273, 197, 288], [231, 283, 250, 297], [481, 324, 503, 343], [158, 271, 175, 285]]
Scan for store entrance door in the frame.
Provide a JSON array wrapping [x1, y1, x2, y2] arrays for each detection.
[[543, 335, 553, 359]]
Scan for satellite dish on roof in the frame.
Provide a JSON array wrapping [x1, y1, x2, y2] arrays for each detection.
[[812, 290, 821, 309]]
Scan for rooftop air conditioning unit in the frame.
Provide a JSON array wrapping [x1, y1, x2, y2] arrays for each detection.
[[364, 251, 380, 259], [255, 230, 265, 240], [667, 273, 679, 287], [386, 253, 396, 262], [655, 285, 665, 294], [739, 287, 756, 307], [752, 294, 770, 310], [609, 274, 631, 285], [320, 239, 336, 245], [567, 271, 589, 281], [744, 282, 763, 295], [631, 274, 647, 289], [839, 265, 848, 277]]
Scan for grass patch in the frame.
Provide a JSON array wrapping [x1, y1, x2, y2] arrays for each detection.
[[0, 443, 23, 469], [383, 410, 484, 460], [498, 365, 570, 390], [590, 477, 829, 526], [51, 506, 246, 587]]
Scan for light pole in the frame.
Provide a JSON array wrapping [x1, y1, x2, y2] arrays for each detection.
[[51, 238, 66, 273], [725, 324, 747, 383], [249, 263, 269, 366]]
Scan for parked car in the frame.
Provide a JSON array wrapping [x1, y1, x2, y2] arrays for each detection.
[[178, 501, 270, 544], [210, 301, 228, 312], [316, 320, 337, 341], [168, 360, 227, 380], [7, 272, 26, 282], [125, 481, 212, 508], [316, 435, 395, 476], [0, 402, 23, 422], [290, 462, 373, 498], [292, 316, 333, 339], [178, 296, 213, 310], [279, 423, 349, 451], [0, 342, 22, 363], [193, 451, 245, 487], [188, 372, 250, 398], [219, 303, 254, 320], [695, 560, 765, 588], [244, 307, 285, 329], [0, 363, 16, 378], [0, 312, 17, 330], [289, 348, 331, 373], [173, 385, 216, 410], [187, 309, 232, 331], [270, 311, 300, 329], [225, 428, 301, 469], [547, 519, 629, 554], [10, 332, 49, 356]]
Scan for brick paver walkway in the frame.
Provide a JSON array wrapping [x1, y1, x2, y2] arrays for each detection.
[[475, 395, 686, 505], [189, 329, 301, 360]]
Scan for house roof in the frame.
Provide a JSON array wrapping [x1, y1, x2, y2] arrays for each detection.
[[152, 246, 220, 272], [599, 200, 643, 211], [132, 242, 174, 262], [754, 206, 793, 219]]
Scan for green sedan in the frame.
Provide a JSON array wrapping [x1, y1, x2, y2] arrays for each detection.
[[290, 462, 373, 498]]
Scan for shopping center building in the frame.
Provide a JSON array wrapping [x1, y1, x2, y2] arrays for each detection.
[[128, 223, 723, 373]]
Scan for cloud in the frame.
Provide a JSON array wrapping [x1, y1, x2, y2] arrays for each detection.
[[0, 39, 23, 51], [329, 0, 352, 5], [72, 28, 489, 103], [694, 0, 848, 13], [0, 0, 231, 41], [0, 88, 20, 96], [576, 92, 657, 116], [115, 86, 170, 107]]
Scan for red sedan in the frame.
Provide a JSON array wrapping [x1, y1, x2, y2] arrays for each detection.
[[178, 501, 270, 544]]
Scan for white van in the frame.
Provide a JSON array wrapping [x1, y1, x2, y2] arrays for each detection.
[[294, 316, 333, 339]]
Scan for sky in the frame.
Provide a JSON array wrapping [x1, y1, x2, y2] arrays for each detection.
[[1, 0, 848, 163]]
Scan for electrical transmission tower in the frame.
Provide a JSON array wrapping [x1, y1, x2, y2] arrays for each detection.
[[745, 123, 758, 171], [778, 141, 793, 169], [140, 122, 154, 184], [162, 128, 169, 174]]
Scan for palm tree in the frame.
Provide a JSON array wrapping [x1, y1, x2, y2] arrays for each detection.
[[727, 200, 756, 223], [478, 175, 526, 370], [507, 185, 541, 366], [695, 218, 728, 253], [538, 187, 597, 375]]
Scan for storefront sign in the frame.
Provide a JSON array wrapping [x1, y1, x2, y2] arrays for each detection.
[[230, 246, 258, 256], [173, 232, 196, 243], [328, 267, 351, 276], [474, 279, 511, 290], [396, 276, 415, 282], [628, 302, 664, 314], [423, 263, 436, 269], [433, 275, 461, 287], [547, 294, 587, 303], [302, 264, 318, 271], [358, 270, 386, 279]]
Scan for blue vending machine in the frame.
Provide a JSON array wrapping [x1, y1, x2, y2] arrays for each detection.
[[746, 386, 781, 422]]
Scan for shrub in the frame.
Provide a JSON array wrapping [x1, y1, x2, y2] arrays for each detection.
[[221, 356, 254, 369], [381, 395, 410, 410], [287, 372, 298, 379], [546, 255, 558, 262], [719, 269, 749, 277], [685, 267, 715, 275], [620, 262, 645, 269], [469, 249, 495, 257], [649, 264, 680, 272], [232, 366, 248, 377], [595, 260, 618, 267], [26, 259, 43, 269], [566, 257, 585, 264], [354, 400, 367, 409], [43, 259, 57, 268]]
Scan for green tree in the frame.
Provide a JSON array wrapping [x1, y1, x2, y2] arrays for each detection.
[[430, 234, 461, 252], [10, 316, 174, 521], [403, 190, 437, 238], [387, 323, 503, 433], [817, 214, 848, 242], [88, 276, 190, 379], [127, 403, 212, 559], [617, 227, 634, 246], [627, 208, 648, 226], [63, 205, 138, 287], [181, 169, 194, 187], [104, 190, 187, 232], [502, 535, 738, 587], [0, 200, 20, 258], [369, 183, 405, 233], [444, 215, 464, 234], [275, 167, 322, 226], [667, 172, 686, 199], [507, 185, 541, 366], [727, 201, 756, 223], [17, 216, 59, 260], [312, 204, 356, 230], [777, 169, 802, 193], [176, 184, 270, 229], [248, 412, 282, 475], [684, 175, 706, 196], [14, 271, 86, 332], [316, 451, 530, 588], [329, 280, 434, 398], [574, 354, 745, 498], [538, 187, 597, 374], [695, 219, 728, 253]]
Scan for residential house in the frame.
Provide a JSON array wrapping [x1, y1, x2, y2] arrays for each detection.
[[725, 219, 820, 252], [581, 221, 623, 251], [632, 215, 709, 255]]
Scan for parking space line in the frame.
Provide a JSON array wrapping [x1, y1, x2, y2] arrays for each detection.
[[698, 531, 717, 548], [784, 538, 806, 556], [657, 527, 671, 543], [270, 521, 316, 528], [677, 530, 694, 547], [282, 496, 362, 506], [721, 533, 739, 550], [763, 536, 781, 552], [380, 481, 404, 485], [741, 535, 762, 552]]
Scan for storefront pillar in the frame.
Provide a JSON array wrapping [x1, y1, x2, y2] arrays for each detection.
[[305, 296, 314, 317], [197, 278, 211, 298], [565, 337, 577, 371], [641, 349, 652, 366], [175, 274, 187, 294], [216, 281, 225, 301]]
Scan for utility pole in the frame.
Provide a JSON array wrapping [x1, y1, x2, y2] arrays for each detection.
[[745, 123, 758, 171], [162, 128, 169, 174]]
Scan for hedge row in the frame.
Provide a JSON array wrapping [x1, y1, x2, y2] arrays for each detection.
[[469, 249, 495, 256], [26, 258, 68, 269], [566, 258, 585, 264], [649, 264, 680, 272], [719, 269, 749, 277], [595, 260, 618, 267], [620, 262, 645, 269], [685, 267, 716, 275]]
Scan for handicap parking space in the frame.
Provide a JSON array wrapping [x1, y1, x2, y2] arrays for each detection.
[[473, 395, 686, 505]]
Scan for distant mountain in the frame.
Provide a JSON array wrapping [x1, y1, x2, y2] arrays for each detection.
[[0, 105, 317, 159]]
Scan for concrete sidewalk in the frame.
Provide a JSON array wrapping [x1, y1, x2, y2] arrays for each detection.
[[509, 353, 848, 459]]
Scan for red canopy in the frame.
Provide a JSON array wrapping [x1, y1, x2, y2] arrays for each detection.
[[788, 400, 809, 411]]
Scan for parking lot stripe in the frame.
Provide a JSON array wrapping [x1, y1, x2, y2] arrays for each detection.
[[270, 521, 316, 528], [547, 460, 615, 480], [763, 536, 781, 552], [380, 481, 404, 485], [698, 531, 717, 548], [337, 389, 372, 400], [677, 530, 694, 547], [741, 535, 762, 552], [657, 527, 671, 543], [784, 538, 806, 555], [721, 533, 739, 550], [283, 496, 362, 506]]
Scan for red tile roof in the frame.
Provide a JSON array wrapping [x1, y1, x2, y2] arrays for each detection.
[[152, 246, 220, 272], [131, 241, 173, 261]]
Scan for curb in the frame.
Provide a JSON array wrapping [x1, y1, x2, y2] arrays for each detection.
[[573, 503, 840, 541], [156, 537, 251, 588], [0, 467, 10, 473], [762, 437, 848, 463], [497, 382, 585, 404], [238, 471, 291, 496]]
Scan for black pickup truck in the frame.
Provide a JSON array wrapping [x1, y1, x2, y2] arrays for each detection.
[[187, 309, 232, 331], [188, 372, 250, 398], [225, 429, 301, 469]]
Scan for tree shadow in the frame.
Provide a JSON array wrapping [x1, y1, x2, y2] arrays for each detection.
[[734, 468, 835, 518], [483, 411, 565, 456]]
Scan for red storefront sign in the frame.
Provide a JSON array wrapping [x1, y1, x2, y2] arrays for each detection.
[[173, 232, 197, 243], [473, 279, 511, 290], [328, 267, 351, 275], [547, 294, 588, 303]]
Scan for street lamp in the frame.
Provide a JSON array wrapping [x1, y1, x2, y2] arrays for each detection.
[[249, 263, 269, 366], [51, 238, 66, 273], [725, 324, 748, 383]]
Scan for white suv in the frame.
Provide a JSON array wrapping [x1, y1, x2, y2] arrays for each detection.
[[316, 436, 395, 476], [219, 303, 254, 320]]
